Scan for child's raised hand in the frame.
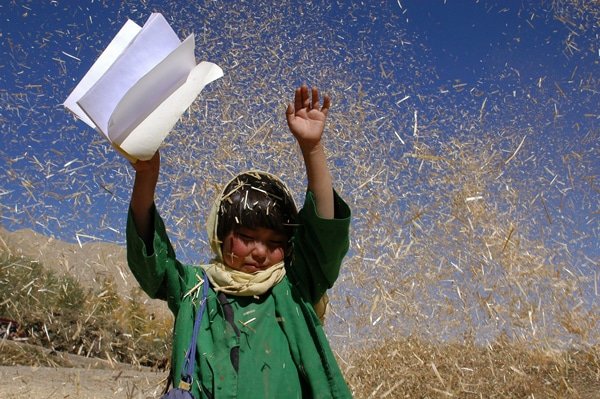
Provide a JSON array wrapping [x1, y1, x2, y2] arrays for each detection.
[[286, 84, 330, 149], [286, 85, 334, 218], [131, 150, 160, 175]]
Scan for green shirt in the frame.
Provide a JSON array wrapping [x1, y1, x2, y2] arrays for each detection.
[[126, 190, 353, 398]]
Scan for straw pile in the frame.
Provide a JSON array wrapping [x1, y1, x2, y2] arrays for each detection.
[[344, 335, 600, 398]]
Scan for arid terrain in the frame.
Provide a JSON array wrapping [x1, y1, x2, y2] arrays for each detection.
[[0, 226, 170, 398], [1, 342, 165, 398], [1, 226, 599, 398]]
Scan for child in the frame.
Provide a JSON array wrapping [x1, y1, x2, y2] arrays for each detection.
[[127, 85, 353, 398]]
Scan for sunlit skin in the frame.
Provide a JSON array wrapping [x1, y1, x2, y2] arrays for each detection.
[[221, 226, 287, 273]]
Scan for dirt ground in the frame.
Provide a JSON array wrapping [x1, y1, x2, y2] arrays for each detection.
[[0, 339, 166, 399], [0, 364, 165, 399], [0, 227, 170, 398]]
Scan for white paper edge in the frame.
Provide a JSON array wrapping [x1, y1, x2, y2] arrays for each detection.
[[76, 13, 180, 136], [63, 20, 142, 132], [107, 34, 197, 144], [118, 61, 224, 160]]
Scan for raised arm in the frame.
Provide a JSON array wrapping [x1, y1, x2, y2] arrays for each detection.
[[129, 151, 161, 251], [286, 85, 334, 219]]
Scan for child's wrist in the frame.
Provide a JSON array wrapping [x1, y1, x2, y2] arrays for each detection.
[[299, 140, 324, 155]]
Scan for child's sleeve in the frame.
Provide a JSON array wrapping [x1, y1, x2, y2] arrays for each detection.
[[288, 189, 351, 305], [126, 203, 189, 314]]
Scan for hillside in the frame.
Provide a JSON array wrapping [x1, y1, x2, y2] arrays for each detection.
[[0, 227, 169, 398], [0, 226, 168, 316]]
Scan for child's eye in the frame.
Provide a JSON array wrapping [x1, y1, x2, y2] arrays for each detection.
[[238, 233, 254, 241]]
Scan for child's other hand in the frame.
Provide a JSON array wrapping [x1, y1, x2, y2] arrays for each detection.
[[286, 84, 330, 150], [131, 151, 160, 175]]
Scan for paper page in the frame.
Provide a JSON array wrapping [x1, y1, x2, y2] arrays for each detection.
[[77, 13, 181, 136], [107, 34, 197, 143], [63, 19, 142, 134], [118, 61, 224, 160]]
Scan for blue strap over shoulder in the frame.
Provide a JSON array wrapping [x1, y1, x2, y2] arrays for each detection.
[[180, 271, 209, 388]]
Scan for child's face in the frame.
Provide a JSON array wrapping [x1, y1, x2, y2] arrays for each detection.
[[222, 226, 287, 273]]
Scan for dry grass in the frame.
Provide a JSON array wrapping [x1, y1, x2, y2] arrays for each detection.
[[0, 252, 171, 370]]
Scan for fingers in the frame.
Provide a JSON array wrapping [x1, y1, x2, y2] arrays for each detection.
[[294, 86, 304, 112], [294, 84, 329, 114], [320, 93, 331, 117], [311, 86, 320, 110], [131, 150, 160, 173], [285, 102, 295, 125]]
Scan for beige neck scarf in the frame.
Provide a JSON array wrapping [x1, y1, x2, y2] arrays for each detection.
[[201, 260, 286, 296], [203, 171, 295, 296]]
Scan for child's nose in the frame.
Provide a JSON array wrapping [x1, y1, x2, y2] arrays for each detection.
[[252, 241, 268, 259]]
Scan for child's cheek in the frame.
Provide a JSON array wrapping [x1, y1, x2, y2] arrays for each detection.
[[230, 236, 249, 257], [272, 247, 285, 263]]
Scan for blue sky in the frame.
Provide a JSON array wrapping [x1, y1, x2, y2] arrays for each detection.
[[1, 1, 598, 345]]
